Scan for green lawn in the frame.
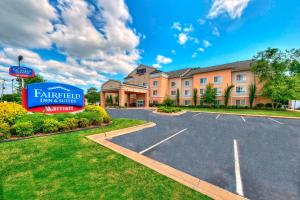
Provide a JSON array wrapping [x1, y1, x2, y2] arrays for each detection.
[[182, 107, 300, 118], [0, 118, 210, 200]]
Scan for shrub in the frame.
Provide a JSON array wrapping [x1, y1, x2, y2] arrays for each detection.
[[84, 105, 112, 123], [52, 113, 74, 121], [62, 118, 78, 130], [75, 111, 103, 125], [163, 97, 175, 107], [158, 106, 182, 113], [256, 103, 264, 108], [78, 118, 89, 128], [0, 122, 11, 140], [0, 102, 26, 125], [42, 118, 62, 133], [11, 122, 34, 137], [265, 103, 273, 108], [15, 113, 49, 133]]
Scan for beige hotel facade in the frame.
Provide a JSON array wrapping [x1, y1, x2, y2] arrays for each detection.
[[100, 60, 271, 108]]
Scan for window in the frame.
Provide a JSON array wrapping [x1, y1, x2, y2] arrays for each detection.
[[184, 100, 191, 106], [142, 82, 147, 87], [200, 78, 208, 85], [236, 99, 246, 106], [184, 80, 191, 87], [200, 89, 205, 96], [214, 76, 222, 84], [153, 81, 158, 87], [153, 90, 158, 96], [171, 90, 176, 96], [216, 100, 222, 105], [171, 82, 176, 87], [214, 88, 222, 96], [184, 90, 191, 97], [236, 74, 246, 82], [236, 86, 246, 94]]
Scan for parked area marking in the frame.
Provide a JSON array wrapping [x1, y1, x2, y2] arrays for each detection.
[[139, 128, 188, 154], [233, 139, 244, 196], [240, 116, 246, 122], [216, 114, 221, 119], [268, 118, 283, 124], [193, 113, 202, 117]]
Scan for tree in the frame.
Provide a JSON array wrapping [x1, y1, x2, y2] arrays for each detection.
[[224, 84, 234, 107], [249, 84, 257, 108], [251, 48, 300, 108], [163, 96, 174, 107], [17, 74, 45, 93], [203, 83, 216, 106], [109, 95, 113, 106], [176, 88, 180, 106], [2, 94, 21, 103], [193, 88, 198, 106], [85, 87, 100, 104], [115, 94, 119, 106]]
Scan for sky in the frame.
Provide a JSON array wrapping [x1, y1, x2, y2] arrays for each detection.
[[0, 0, 299, 94]]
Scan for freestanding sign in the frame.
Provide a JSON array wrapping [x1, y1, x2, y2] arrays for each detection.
[[9, 66, 35, 78], [23, 82, 84, 113]]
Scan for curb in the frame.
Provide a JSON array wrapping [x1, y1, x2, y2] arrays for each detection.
[[152, 110, 187, 116], [188, 110, 300, 120], [86, 122, 247, 200]]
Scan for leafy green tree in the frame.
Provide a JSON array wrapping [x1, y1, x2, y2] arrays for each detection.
[[176, 88, 180, 106], [203, 83, 216, 106], [2, 94, 21, 103], [85, 87, 100, 104], [109, 95, 113, 106], [251, 48, 300, 108], [17, 74, 45, 93], [163, 96, 174, 107], [224, 84, 234, 107], [115, 95, 119, 105], [193, 88, 198, 106], [249, 84, 257, 108]]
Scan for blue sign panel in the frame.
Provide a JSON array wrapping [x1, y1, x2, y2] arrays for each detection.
[[9, 66, 35, 78], [27, 82, 84, 108]]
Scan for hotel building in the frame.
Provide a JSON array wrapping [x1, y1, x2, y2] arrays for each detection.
[[100, 60, 270, 107]]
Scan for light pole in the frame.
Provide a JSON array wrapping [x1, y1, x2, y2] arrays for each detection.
[[1, 79, 6, 102], [18, 55, 24, 88], [11, 79, 14, 94]]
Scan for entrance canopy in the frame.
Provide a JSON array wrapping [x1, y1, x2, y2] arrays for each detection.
[[100, 80, 149, 107]]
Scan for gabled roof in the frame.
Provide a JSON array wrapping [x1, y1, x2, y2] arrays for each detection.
[[190, 60, 252, 75], [166, 68, 192, 78]]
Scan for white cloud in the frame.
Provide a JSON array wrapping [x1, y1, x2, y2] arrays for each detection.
[[197, 18, 206, 25], [192, 52, 198, 58], [183, 24, 194, 32], [0, 48, 107, 91], [0, 0, 57, 49], [203, 40, 211, 48], [171, 50, 176, 55], [152, 64, 162, 68], [207, 0, 250, 19], [212, 27, 220, 36], [156, 55, 172, 64], [171, 22, 182, 31], [152, 55, 172, 68], [178, 33, 188, 45], [198, 48, 205, 52]]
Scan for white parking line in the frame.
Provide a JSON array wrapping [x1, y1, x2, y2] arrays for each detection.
[[233, 139, 244, 196], [193, 113, 202, 117], [139, 128, 188, 155], [268, 118, 284, 124], [240, 116, 246, 122], [216, 114, 221, 119]]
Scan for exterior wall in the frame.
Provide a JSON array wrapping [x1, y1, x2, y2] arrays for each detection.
[[181, 78, 193, 105], [149, 76, 168, 104], [193, 69, 232, 105], [101, 80, 121, 91], [123, 65, 156, 87]]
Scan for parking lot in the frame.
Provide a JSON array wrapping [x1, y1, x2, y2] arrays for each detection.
[[108, 109, 300, 200]]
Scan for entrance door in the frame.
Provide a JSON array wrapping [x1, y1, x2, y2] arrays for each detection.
[[136, 100, 144, 107]]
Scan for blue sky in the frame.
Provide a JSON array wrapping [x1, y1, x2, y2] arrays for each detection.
[[0, 0, 299, 93]]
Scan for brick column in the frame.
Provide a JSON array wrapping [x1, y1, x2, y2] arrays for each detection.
[[100, 91, 106, 108], [119, 89, 125, 107], [145, 91, 149, 107]]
